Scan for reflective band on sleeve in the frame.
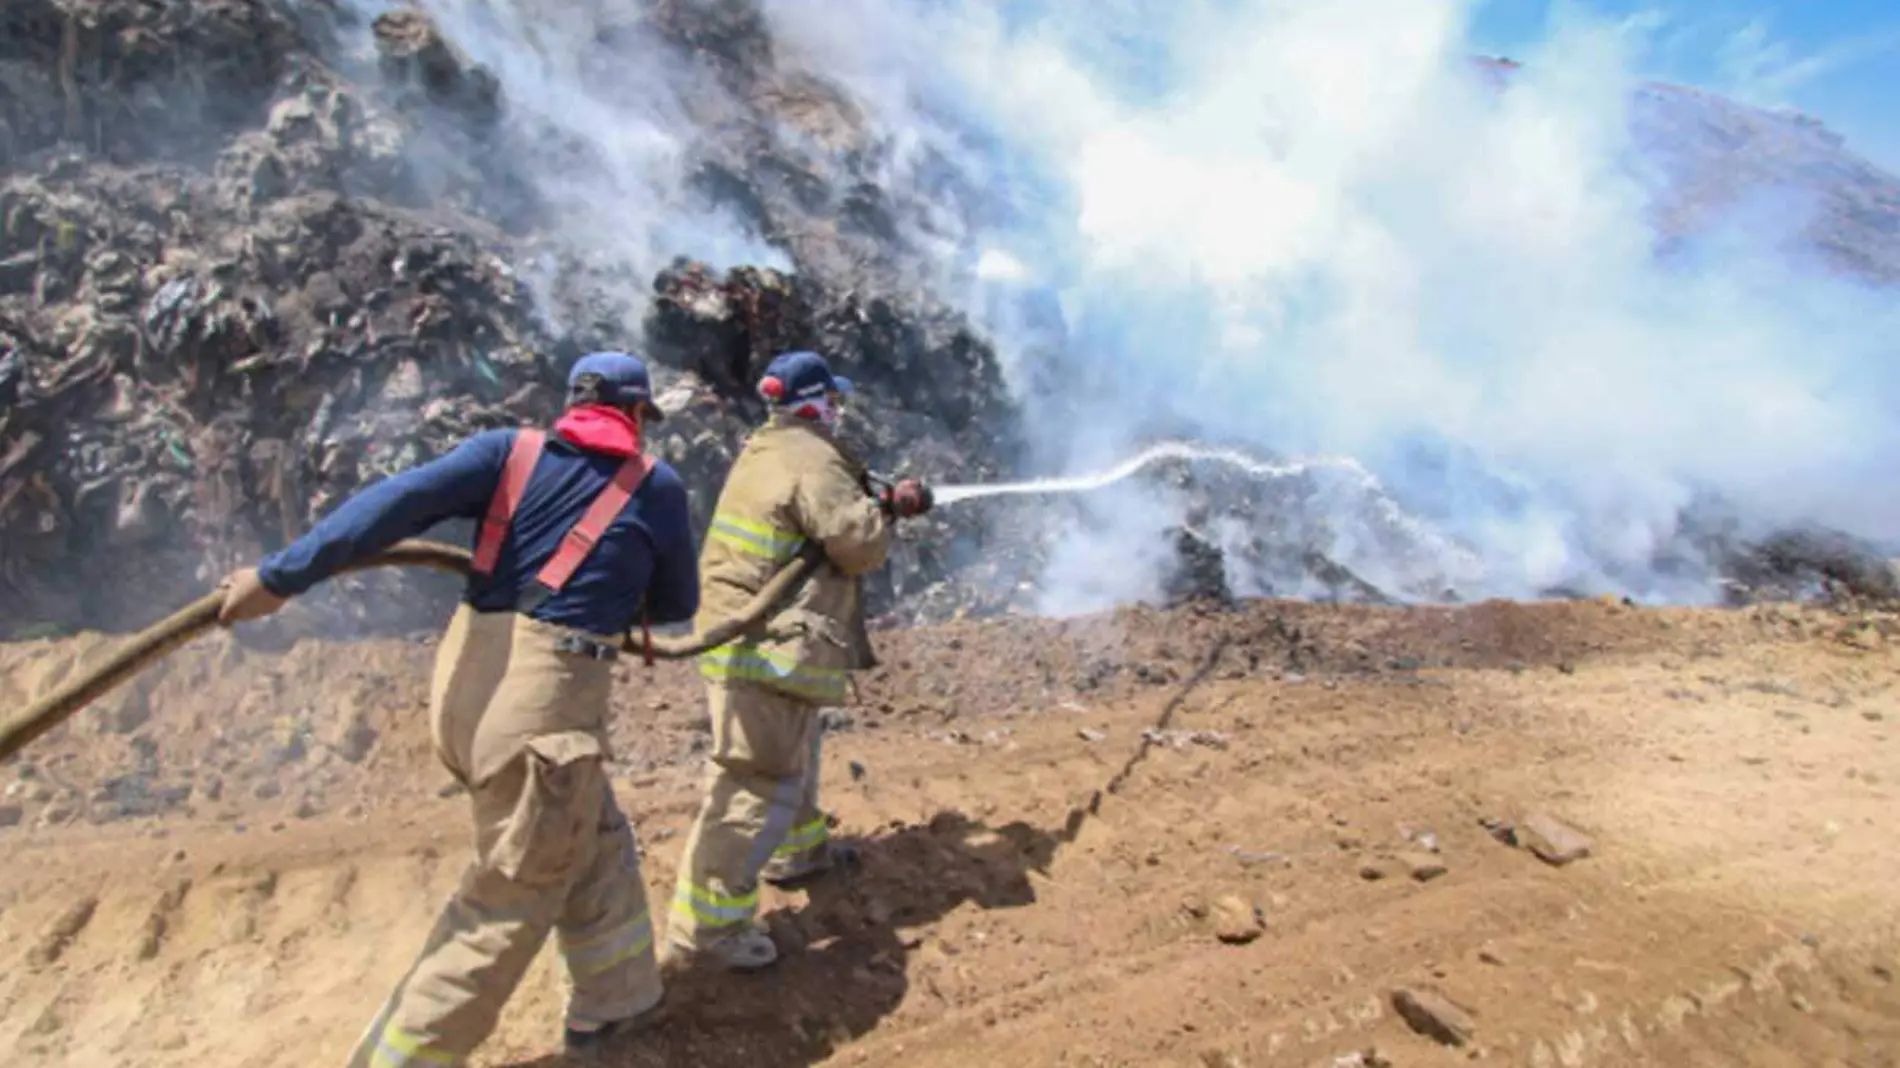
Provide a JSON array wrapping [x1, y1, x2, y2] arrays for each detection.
[[707, 514, 808, 561], [698, 645, 847, 703], [773, 817, 829, 858], [669, 881, 760, 931], [559, 910, 655, 980], [370, 1026, 462, 1068]]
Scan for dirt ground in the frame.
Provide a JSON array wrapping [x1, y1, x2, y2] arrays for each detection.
[[1, 595, 1897, 1067]]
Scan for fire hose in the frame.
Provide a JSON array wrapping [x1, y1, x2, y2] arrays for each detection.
[[0, 538, 824, 765], [0, 440, 1291, 766]]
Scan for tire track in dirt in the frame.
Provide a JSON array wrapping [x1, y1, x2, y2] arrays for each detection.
[[135, 879, 192, 961], [27, 895, 97, 968], [0, 835, 486, 1066]]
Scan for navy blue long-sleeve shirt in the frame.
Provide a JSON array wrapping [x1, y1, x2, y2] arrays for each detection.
[[257, 428, 700, 636]]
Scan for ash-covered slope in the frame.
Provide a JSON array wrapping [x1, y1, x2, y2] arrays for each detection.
[[1635, 83, 1900, 285], [0, 5, 1894, 641], [1475, 55, 1900, 284]]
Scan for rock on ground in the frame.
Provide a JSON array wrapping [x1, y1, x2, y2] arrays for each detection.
[[1516, 812, 1595, 867], [1390, 986, 1476, 1047], [1212, 894, 1265, 945], [1401, 851, 1449, 882]]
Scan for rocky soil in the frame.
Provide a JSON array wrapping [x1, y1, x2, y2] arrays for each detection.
[[0, 592, 1898, 1066]]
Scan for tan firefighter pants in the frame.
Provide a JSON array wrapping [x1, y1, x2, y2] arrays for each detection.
[[345, 607, 662, 1068], [666, 680, 830, 947]]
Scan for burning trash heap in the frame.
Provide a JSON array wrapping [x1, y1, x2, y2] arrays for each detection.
[[1, 0, 1894, 646]]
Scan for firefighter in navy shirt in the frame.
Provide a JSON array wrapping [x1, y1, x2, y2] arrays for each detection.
[[218, 351, 696, 1065]]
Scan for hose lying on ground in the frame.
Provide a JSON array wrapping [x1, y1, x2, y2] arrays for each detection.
[[0, 539, 823, 764]]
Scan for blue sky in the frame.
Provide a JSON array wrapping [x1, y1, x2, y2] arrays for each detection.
[[1471, 0, 1900, 172]]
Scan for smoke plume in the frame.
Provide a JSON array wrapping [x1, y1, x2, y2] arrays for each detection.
[[761, 0, 1900, 610]]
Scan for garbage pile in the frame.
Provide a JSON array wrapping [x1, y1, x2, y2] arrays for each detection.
[[0, 0, 1022, 637], [0, 0, 299, 167], [0, 0, 1893, 642], [1160, 522, 1235, 609], [1714, 528, 1900, 609], [0, 163, 572, 633]]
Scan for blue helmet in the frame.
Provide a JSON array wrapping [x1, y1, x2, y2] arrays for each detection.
[[567, 351, 663, 422], [757, 350, 854, 405]]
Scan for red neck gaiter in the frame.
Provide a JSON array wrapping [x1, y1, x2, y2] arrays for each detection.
[[554, 404, 643, 457]]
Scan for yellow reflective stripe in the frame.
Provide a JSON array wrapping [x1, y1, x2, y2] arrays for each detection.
[[708, 514, 806, 560], [561, 913, 654, 980], [681, 881, 758, 912], [774, 817, 829, 857], [698, 643, 839, 677], [699, 645, 846, 702], [669, 881, 758, 930], [712, 513, 797, 540], [371, 1026, 460, 1068]]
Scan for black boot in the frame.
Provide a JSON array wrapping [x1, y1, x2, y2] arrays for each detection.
[[563, 994, 667, 1062]]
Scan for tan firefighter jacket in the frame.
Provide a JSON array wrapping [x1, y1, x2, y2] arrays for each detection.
[[695, 414, 891, 703]]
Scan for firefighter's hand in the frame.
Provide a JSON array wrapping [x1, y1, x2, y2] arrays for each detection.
[[880, 479, 933, 519], [216, 568, 288, 626]]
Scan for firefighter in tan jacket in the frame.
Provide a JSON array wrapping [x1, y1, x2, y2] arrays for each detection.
[[665, 349, 932, 971]]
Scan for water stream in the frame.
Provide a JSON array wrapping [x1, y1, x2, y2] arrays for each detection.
[[932, 440, 1367, 506]]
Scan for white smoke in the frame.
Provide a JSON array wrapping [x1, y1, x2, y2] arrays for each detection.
[[323, 0, 789, 322], [762, 0, 1900, 609]]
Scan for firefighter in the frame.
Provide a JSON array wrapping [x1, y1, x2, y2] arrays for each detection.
[[665, 349, 931, 971], [215, 352, 700, 1065]]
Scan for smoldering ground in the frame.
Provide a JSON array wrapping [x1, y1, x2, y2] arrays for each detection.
[[761, 0, 1900, 611]]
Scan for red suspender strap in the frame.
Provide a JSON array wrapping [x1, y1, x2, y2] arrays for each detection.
[[471, 429, 546, 575], [532, 451, 657, 594]]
